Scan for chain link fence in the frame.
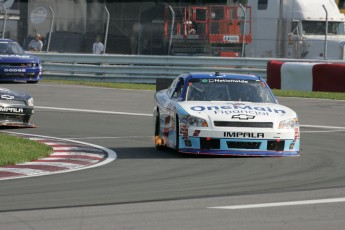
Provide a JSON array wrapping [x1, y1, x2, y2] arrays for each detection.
[[0, 0, 340, 58]]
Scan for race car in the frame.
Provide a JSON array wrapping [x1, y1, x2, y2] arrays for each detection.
[[153, 72, 300, 156], [0, 39, 42, 83], [0, 88, 35, 127]]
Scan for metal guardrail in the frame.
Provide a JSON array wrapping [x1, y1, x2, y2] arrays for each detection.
[[31, 53, 345, 83], [32, 53, 268, 83]]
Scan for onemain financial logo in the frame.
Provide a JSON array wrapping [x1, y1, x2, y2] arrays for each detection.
[[209, 79, 248, 83]]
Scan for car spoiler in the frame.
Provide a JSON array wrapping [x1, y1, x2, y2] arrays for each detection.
[[156, 78, 174, 92]]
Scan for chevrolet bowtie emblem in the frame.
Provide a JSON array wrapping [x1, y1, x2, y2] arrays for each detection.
[[232, 114, 255, 120]]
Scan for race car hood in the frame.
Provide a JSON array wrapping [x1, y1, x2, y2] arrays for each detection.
[[0, 54, 39, 63], [0, 88, 31, 101], [176, 101, 297, 125]]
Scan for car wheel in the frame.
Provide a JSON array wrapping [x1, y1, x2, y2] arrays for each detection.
[[27, 81, 38, 84], [175, 115, 180, 152], [154, 111, 165, 150]]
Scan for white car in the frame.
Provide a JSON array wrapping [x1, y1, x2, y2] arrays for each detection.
[[153, 72, 300, 156]]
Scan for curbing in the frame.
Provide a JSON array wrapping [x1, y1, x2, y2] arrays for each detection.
[[0, 132, 117, 181]]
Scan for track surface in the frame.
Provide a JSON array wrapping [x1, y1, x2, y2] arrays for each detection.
[[0, 82, 345, 230]]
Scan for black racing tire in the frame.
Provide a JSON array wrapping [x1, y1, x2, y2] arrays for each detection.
[[154, 111, 165, 150], [27, 81, 39, 84], [175, 115, 180, 152]]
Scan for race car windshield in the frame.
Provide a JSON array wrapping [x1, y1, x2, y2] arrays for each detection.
[[186, 79, 276, 103], [0, 42, 25, 55]]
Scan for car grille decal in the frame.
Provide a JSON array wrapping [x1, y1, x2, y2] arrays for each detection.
[[214, 121, 273, 128]]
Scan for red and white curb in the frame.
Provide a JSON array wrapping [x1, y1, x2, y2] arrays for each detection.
[[0, 132, 117, 180]]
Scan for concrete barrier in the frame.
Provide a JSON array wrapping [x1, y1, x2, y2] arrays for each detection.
[[313, 63, 345, 92], [266, 60, 283, 89], [267, 61, 345, 92]]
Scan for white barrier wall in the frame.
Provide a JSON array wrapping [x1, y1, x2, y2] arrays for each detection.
[[267, 60, 345, 92], [280, 62, 316, 91]]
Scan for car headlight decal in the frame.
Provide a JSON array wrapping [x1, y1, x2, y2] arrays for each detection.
[[278, 118, 299, 129], [187, 115, 208, 127], [27, 98, 34, 106]]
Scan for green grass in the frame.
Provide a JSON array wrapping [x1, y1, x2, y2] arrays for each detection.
[[0, 133, 53, 166], [43, 79, 156, 90], [272, 89, 345, 100], [43, 79, 345, 100]]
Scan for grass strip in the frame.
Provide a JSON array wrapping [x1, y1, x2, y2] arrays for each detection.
[[43, 79, 345, 100], [272, 89, 345, 100], [0, 133, 53, 166], [43, 79, 156, 90]]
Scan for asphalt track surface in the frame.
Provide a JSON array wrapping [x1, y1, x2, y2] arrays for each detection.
[[1, 82, 345, 230]]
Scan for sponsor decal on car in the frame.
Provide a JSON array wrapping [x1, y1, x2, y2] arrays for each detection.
[[4, 69, 26, 73], [190, 105, 286, 114], [0, 107, 24, 113], [224, 132, 265, 138], [209, 79, 248, 83]]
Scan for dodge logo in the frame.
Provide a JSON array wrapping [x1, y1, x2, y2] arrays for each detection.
[[232, 114, 255, 120]]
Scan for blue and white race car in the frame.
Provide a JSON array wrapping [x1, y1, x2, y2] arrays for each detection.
[[153, 72, 300, 156], [0, 39, 42, 83]]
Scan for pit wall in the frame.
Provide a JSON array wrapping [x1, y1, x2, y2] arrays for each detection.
[[267, 61, 345, 92]]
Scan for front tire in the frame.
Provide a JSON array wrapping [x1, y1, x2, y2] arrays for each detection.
[[154, 111, 165, 150], [175, 115, 180, 152]]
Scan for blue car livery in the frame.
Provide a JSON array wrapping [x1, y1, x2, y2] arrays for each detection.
[[0, 39, 42, 83], [153, 72, 300, 157]]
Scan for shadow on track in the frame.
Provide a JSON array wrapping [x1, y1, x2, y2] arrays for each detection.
[[111, 147, 250, 159]]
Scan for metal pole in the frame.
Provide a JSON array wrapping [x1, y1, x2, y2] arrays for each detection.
[[239, 3, 246, 57], [104, 5, 110, 54], [322, 4, 328, 60], [137, 5, 142, 54], [1, 4, 8, 39], [167, 4, 175, 55], [47, 5, 55, 52]]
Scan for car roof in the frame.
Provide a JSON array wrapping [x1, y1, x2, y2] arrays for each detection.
[[181, 72, 262, 81], [0, 39, 15, 42]]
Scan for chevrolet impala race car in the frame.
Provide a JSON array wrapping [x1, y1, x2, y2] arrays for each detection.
[[0, 88, 35, 127], [0, 39, 42, 83], [153, 72, 300, 156]]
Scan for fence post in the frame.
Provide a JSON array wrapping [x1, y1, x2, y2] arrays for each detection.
[[47, 5, 55, 52], [1, 4, 8, 39], [104, 5, 110, 54]]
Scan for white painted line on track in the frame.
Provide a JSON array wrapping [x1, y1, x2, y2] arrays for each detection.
[[0, 132, 117, 181], [208, 197, 345, 210], [300, 124, 345, 129], [36, 106, 152, 117], [66, 136, 152, 140], [302, 130, 345, 133]]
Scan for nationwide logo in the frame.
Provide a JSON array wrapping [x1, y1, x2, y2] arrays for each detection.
[[210, 79, 248, 83], [232, 114, 255, 120]]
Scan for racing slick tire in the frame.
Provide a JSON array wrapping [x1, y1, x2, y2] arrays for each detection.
[[154, 111, 165, 150], [27, 81, 39, 84], [175, 115, 180, 152]]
